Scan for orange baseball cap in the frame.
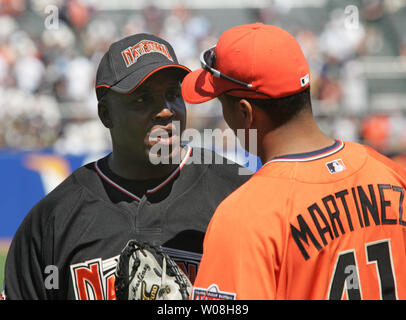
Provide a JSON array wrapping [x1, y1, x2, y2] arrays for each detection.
[[181, 23, 310, 104]]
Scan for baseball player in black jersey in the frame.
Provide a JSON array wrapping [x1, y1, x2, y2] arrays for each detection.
[[3, 34, 251, 300]]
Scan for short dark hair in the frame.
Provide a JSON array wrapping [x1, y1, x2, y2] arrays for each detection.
[[225, 86, 312, 129]]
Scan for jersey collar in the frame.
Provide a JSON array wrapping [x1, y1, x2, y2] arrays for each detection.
[[263, 140, 345, 166], [94, 145, 192, 202]]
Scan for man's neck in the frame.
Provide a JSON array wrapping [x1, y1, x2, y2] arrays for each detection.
[[259, 115, 335, 164]]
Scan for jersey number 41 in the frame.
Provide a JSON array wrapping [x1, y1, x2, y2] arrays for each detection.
[[328, 239, 397, 300]]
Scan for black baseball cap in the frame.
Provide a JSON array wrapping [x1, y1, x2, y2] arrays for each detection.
[[95, 33, 191, 101]]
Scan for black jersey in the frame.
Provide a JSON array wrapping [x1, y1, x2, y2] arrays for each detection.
[[4, 147, 251, 300]]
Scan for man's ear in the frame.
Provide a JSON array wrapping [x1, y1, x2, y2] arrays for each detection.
[[98, 100, 113, 129], [237, 99, 254, 129]]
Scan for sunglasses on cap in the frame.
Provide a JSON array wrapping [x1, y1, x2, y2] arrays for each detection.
[[200, 45, 253, 88]]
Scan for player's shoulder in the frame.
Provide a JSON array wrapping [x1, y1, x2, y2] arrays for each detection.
[[27, 163, 100, 221], [10, 165, 88, 240], [30, 167, 86, 210], [206, 172, 286, 246], [342, 140, 406, 181], [360, 142, 406, 178], [212, 169, 278, 217], [188, 146, 253, 183]]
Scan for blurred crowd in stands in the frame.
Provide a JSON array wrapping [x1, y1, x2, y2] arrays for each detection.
[[0, 0, 406, 167]]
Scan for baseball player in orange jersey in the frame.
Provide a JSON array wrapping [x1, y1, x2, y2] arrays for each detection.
[[181, 23, 406, 300]]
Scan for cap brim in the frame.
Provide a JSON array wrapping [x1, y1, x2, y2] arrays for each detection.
[[181, 68, 226, 104], [181, 68, 253, 104], [111, 64, 191, 94]]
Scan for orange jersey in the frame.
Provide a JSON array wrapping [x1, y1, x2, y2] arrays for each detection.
[[193, 141, 406, 300]]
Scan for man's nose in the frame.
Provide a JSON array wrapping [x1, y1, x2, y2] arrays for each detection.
[[154, 101, 175, 121]]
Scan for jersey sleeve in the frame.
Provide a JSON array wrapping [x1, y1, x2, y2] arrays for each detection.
[[4, 205, 54, 300], [193, 199, 284, 300]]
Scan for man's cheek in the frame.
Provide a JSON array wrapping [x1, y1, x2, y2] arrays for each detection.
[[174, 103, 187, 128]]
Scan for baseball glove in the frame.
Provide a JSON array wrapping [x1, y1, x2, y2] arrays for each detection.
[[115, 240, 192, 300]]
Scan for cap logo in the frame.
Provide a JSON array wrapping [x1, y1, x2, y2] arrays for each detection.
[[121, 40, 173, 68], [300, 74, 309, 87]]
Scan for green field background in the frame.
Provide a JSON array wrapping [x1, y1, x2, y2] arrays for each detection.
[[0, 252, 5, 289], [0, 243, 9, 290]]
